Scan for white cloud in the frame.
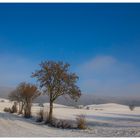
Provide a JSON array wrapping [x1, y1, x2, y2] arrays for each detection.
[[76, 55, 140, 97]]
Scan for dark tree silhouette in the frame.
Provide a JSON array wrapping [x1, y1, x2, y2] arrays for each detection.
[[32, 61, 81, 123]]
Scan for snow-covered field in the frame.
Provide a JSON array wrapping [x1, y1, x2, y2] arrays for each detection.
[[0, 98, 140, 137]]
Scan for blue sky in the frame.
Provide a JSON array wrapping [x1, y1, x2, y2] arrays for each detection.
[[0, 3, 140, 97]]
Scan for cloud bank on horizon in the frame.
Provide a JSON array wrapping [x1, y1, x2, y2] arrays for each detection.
[[0, 54, 140, 97], [76, 55, 140, 97]]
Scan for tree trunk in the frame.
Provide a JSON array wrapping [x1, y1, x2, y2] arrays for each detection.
[[24, 102, 32, 118], [48, 101, 53, 123], [19, 102, 24, 114], [18, 102, 20, 113]]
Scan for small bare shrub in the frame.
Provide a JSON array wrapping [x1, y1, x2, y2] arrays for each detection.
[[43, 111, 49, 124], [61, 120, 72, 129], [1, 100, 5, 102], [77, 105, 84, 109], [51, 118, 72, 129], [39, 103, 44, 107], [129, 104, 135, 111], [76, 114, 87, 129], [7, 102, 18, 113], [36, 109, 50, 123], [36, 109, 44, 122], [9, 108, 14, 113], [3, 107, 11, 112], [36, 109, 72, 129], [11, 102, 18, 113], [86, 106, 90, 110]]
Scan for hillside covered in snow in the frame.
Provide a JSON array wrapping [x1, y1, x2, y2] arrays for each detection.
[[0, 99, 140, 137]]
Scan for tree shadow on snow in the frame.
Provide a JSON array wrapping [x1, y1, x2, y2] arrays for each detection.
[[74, 114, 140, 128], [104, 113, 140, 118], [0, 112, 40, 126]]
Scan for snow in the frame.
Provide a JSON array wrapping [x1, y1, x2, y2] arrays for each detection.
[[0, 99, 140, 137]]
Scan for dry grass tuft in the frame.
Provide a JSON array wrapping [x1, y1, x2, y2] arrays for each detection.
[[76, 114, 87, 129], [129, 104, 135, 111]]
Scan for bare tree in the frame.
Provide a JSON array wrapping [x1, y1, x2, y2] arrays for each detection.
[[8, 88, 24, 114], [19, 82, 41, 118], [32, 61, 81, 123], [9, 82, 41, 118]]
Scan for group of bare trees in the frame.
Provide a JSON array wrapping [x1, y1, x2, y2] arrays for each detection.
[[8, 61, 81, 123], [9, 82, 41, 118]]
